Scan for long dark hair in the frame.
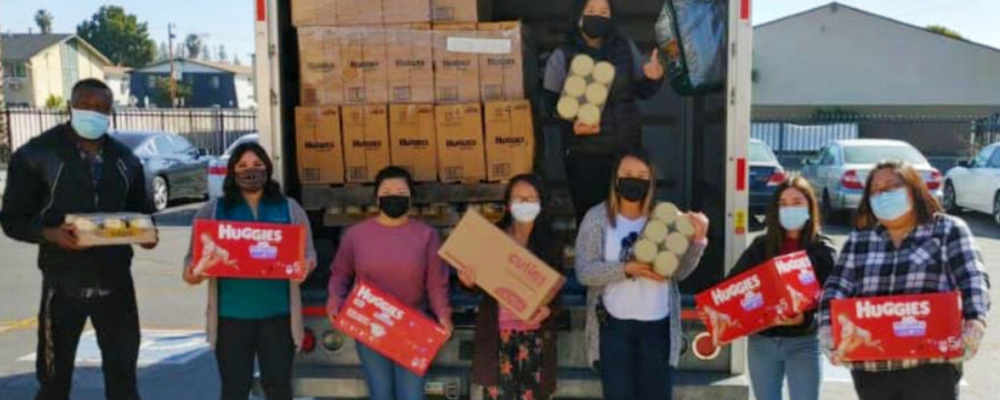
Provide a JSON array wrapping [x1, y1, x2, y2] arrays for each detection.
[[569, 0, 624, 39], [854, 160, 943, 230], [498, 174, 560, 268], [764, 175, 822, 258], [222, 142, 283, 208], [606, 148, 657, 226]]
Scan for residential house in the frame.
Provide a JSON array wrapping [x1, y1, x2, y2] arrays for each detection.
[[1, 33, 112, 107], [130, 58, 254, 109], [103, 65, 133, 107]]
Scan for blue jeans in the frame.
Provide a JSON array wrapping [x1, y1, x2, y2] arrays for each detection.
[[356, 343, 426, 400], [747, 334, 822, 400], [599, 316, 673, 400]]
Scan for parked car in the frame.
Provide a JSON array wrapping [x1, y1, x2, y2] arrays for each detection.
[[944, 142, 1000, 225], [800, 139, 943, 221], [749, 138, 786, 215], [208, 133, 259, 199], [111, 131, 211, 211]]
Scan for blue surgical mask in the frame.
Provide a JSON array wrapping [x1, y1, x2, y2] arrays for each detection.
[[70, 108, 110, 140], [779, 206, 810, 231], [870, 188, 912, 221]]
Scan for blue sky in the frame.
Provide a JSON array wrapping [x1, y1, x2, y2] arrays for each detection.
[[2, 0, 998, 66]]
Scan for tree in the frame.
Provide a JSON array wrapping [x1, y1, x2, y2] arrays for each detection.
[[926, 25, 964, 40], [175, 43, 187, 59], [217, 45, 228, 63], [44, 95, 66, 110], [233, 54, 242, 66], [201, 44, 211, 61], [35, 9, 54, 34], [77, 6, 156, 68], [150, 76, 192, 107], [185, 34, 203, 59]]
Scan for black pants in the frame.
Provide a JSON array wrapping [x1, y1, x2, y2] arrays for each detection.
[[36, 282, 141, 400], [216, 315, 295, 400], [564, 151, 617, 224], [851, 364, 962, 400], [599, 316, 673, 400]]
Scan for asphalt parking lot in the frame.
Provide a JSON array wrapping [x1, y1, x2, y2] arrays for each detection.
[[0, 202, 998, 399]]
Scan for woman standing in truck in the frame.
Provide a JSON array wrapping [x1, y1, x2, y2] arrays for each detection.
[[575, 149, 709, 400], [458, 173, 562, 400], [326, 166, 452, 400], [727, 175, 836, 400], [818, 160, 990, 400], [183, 142, 317, 400], [543, 0, 665, 223]]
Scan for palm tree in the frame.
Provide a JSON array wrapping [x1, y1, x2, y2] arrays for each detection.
[[35, 9, 54, 34]]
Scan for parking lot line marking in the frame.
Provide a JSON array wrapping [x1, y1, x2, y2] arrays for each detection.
[[0, 317, 38, 334]]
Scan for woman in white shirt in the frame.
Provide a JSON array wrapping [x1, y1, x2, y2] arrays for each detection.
[[575, 149, 709, 400]]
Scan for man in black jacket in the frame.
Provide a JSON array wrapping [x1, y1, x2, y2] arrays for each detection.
[[1, 79, 157, 400]]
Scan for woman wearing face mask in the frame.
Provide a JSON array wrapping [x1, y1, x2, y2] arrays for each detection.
[[183, 143, 317, 400], [326, 166, 451, 400], [543, 0, 666, 224], [459, 174, 562, 400], [575, 150, 709, 400], [818, 161, 990, 400], [726, 175, 836, 400]]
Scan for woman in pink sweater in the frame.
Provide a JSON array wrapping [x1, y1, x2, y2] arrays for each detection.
[[326, 166, 452, 400]]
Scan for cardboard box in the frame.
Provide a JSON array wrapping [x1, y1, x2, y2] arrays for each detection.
[[190, 220, 307, 280], [386, 24, 434, 103], [831, 291, 963, 362], [696, 265, 788, 346], [483, 100, 534, 181], [389, 104, 437, 182], [431, 0, 487, 22], [438, 210, 566, 320], [65, 213, 158, 247], [342, 104, 391, 183], [340, 27, 390, 104], [771, 251, 822, 317], [298, 28, 344, 105], [433, 23, 480, 103], [478, 22, 524, 101], [336, 0, 383, 26], [435, 103, 485, 182], [291, 0, 339, 27], [295, 106, 345, 184], [383, 0, 431, 24], [333, 281, 450, 376]]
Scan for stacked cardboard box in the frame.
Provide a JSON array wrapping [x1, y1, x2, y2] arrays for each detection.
[[389, 104, 438, 182], [295, 106, 345, 184], [386, 24, 435, 104], [435, 103, 485, 183], [342, 105, 391, 183], [483, 100, 534, 182], [432, 23, 481, 103], [478, 22, 524, 101]]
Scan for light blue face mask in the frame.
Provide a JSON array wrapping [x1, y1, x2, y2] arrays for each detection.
[[70, 108, 110, 140], [870, 188, 912, 222], [779, 206, 810, 231]]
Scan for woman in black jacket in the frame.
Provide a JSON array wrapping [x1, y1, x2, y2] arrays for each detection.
[[542, 0, 665, 223], [727, 175, 836, 400]]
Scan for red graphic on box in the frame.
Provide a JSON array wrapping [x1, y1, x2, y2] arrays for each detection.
[[831, 291, 963, 362], [333, 281, 450, 377], [191, 220, 306, 280], [695, 251, 821, 345]]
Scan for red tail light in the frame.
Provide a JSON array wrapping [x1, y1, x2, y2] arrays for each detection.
[[208, 166, 228, 176], [767, 169, 787, 186], [841, 170, 864, 190], [301, 328, 316, 353], [926, 170, 942, 190]]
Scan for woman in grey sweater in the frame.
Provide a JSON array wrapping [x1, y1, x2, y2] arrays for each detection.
[[575, 149, 709, 400]]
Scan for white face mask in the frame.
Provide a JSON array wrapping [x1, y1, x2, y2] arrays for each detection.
[[510, 202, 542, 223]]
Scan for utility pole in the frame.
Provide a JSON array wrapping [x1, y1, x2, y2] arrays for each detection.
[[168, 23, 177, 108]]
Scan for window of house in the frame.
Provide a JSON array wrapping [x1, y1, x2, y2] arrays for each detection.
[[2, 62, 28, 78], [211, 76, 220, 90], [147, 75, 157, 89]]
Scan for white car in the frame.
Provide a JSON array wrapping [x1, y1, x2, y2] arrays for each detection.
[[944, 142, 1000, 225], [208, 134, 259, 199]]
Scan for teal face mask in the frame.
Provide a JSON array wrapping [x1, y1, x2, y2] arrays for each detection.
[[779, 206, 810, 231], [870, 188, 912, 222], [70, 108, 110, 140]]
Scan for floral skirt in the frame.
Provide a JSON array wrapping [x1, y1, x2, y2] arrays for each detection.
[[484, 330, 544, 400]]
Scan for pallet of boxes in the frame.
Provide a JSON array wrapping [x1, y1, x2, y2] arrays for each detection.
[[293, 0, 533, 223], [291, 0, 536, 369]]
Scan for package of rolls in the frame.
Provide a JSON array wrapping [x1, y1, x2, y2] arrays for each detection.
[[631, 202, 695, 278], [65, 213, 158, 247], [556, 54, 616, 130]]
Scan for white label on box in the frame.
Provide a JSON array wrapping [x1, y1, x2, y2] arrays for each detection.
[[446, 38, 512, 54]]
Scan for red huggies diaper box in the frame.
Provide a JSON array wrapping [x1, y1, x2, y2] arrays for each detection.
[[334, 281, 450, 376], [696, 251, 821, 345], [831, 291, 963, 362], [191, 220, 307, 280]]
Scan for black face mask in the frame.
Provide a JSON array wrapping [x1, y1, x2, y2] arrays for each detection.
[[581, 15, 613, 39], [379, 196, 411, 219], [616, 178, 650, 203]]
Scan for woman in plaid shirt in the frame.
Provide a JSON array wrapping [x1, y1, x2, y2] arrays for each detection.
[[818, 160, 990, 400]]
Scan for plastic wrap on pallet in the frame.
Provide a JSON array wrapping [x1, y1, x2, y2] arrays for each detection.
[[386, 24, 435, 104], [433, 23, 482, 103], [655, 0, 727, 96], [477, 22, 524, 102]]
